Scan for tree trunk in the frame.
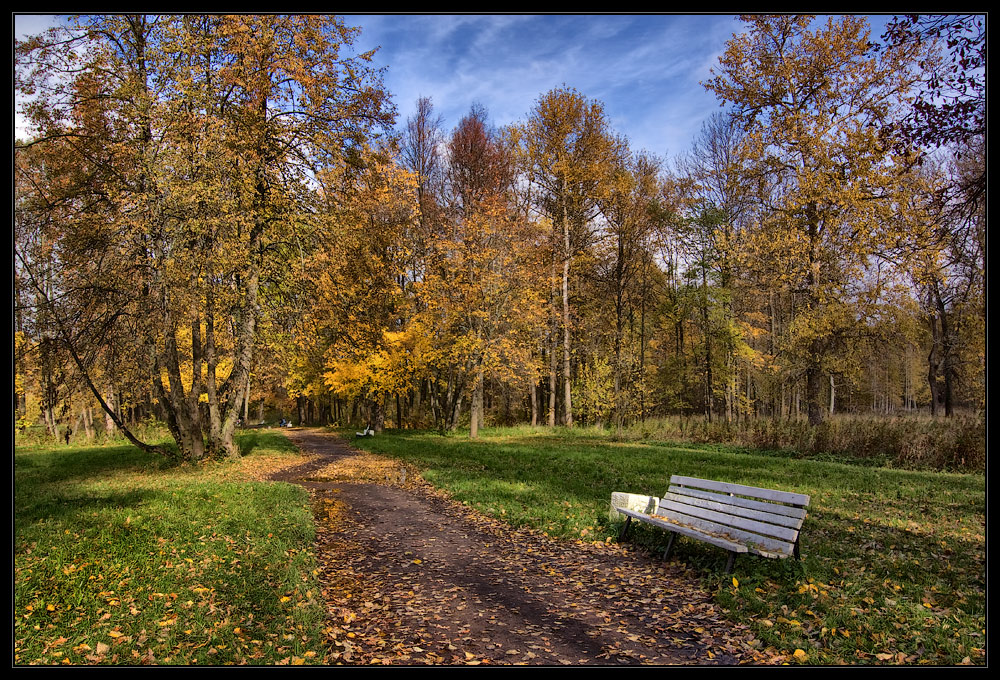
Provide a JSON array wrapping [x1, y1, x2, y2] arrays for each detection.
[[935, 289, 955, 417], [927, 310, 940, 416], [548, 252, 558, 427], [429, 377, 442, 431], [104, 386, 117, 437], [805, 204, 826, 427], [548, 332, 557, 426], [562, 236, 573, 428], [701, 263, 713, 423], [806, 360, 824, 427], [529, 375, 538, 426], [412, 380, 422, 426], [470, 365, 483, 439], [476, 373, 485, 432], [444, 370, 456, 430], [159, 310, 205, 460], [188, 313, 205, 449], [205, 287, 222, 441], [212, 265, 258, 459], [83, 407, 95, 440], [450, 390, 463, 431], [243, 375, 251, 423], [373, 394, 386, 432]]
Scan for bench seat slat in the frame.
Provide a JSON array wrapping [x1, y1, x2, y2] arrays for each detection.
[[662, 492, 805, 530], [653, 508, 796, 557], [614, 508, 750, 553], [658, 498, 801, 541], [670, 475, 810, 507], [668, 487, 808, 521], [644, 516, 750, 554], [616, 506, 793, 559], [615, 507, 655, 522]]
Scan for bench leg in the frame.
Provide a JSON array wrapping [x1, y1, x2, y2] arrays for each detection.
[[617, 516, 632, 543], [725, 552, 737, 574], [662, 531, 677, 560], [794, 537, 801, 560]]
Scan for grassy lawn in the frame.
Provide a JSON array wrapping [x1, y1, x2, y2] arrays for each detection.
[[14, 430, 325, 666], [348, 425, 986, 666]]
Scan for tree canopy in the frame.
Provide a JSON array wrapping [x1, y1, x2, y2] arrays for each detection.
[[15, 14, 984, 457]]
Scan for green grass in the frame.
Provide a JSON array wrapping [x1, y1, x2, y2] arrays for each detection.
[[14, 430, 325, 666], [348, 424, 986, 666]]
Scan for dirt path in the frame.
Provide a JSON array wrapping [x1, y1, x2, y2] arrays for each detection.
[[272, 428, 757, 666]]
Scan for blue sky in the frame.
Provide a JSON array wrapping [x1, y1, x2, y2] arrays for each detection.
[[15, 14, 898, 159], [345, 14, 745, 159]]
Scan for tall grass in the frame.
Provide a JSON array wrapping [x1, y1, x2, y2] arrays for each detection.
[[618, 414, 984, 473]]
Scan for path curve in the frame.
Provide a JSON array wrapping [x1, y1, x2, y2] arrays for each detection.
[[272, 428, 755, 666]]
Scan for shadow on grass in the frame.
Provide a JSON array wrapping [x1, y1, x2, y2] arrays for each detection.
[[14, 488, 168, 540], [15, 444, 177, 490], [238, 433, 259, 457]]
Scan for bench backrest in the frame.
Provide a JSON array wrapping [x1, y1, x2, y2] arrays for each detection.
[[656, 475, 810, 558]]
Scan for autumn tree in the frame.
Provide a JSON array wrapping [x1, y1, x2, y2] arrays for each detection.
[[309, 143, 418, 432], [15, 26, 171, 453], [400, 96, 447, 260], [673, 112, 763, 422], [594, 142, 662, 433], [881, 15, 985, 208], [904, 155, 985, 417], [419, 105, 545, 438], [704, 15, 924, 425], [517, 87, 616, 427], [15, 15, 394, 458]]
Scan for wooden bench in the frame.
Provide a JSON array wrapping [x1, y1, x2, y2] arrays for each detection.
[[614, 475, 810, 573]]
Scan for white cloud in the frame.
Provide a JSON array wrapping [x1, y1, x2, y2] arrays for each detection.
[[14, 14, 63, 39], [352, 15, 746, 156]]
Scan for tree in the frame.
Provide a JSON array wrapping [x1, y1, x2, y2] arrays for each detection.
[[308, 142, 418, 432], [418, 105, 544, 438], [881, 16, 985, 151], [399, 97, 446, 290], [906, 155, 984, 416], [675, 112, 757, 422], [594, 142, 661, 433], [15, 15, 395, 458], [517, 87, 616, 427], [704, 15, 924, 425], [881, 15, 985, 283]]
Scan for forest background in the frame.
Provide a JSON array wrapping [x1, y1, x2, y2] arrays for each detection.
[[14, 14, 985, 470]]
